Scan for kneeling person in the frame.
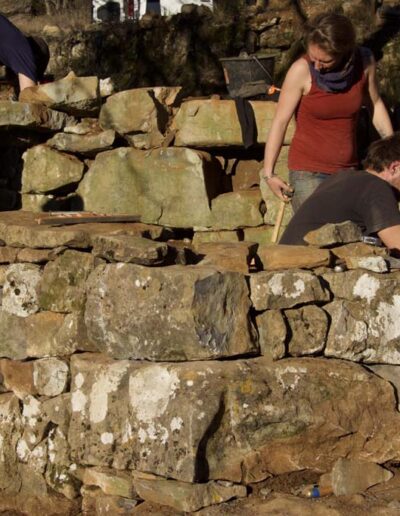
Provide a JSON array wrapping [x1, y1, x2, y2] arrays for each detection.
[[280, 133, 400, 251]]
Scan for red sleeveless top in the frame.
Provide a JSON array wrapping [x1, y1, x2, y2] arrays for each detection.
[[288, 51, 368, 174]]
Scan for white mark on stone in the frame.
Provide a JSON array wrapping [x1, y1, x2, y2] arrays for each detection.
[[138, 428, 147, 444], [371, 295, 400, 342], [100, 432, 114, 445], [129, 365, 180, 423], [75, 373, 85, 389], [198, 412, 206, 420], [16, 438, 30, 462], [353, 273, 380, 304], [186, 380, 194, 387], [268, 274, 305, 299], [89, 362, 128, 424], [71, 390, 87, 413], [170, 417, 183, 432]]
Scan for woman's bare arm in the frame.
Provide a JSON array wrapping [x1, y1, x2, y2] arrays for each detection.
[[263, 58, 308, 200], [365, 57, 393, 138]]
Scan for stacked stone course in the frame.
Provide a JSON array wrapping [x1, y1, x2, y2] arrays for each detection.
[[0, 76, 400, 513]]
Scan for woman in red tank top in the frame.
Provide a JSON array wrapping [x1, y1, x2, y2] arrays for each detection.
[[262, 12, 393, 211]]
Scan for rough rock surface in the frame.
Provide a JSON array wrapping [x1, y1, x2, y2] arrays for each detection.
[[174, 99, 295, 147], [77, 147, 221, 227], [85, 264, 258, 360], [22, 145, 84, 194]]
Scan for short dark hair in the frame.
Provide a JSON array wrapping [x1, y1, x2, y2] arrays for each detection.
[[363, 133, 400, 172], [304, 12, 356, 59]]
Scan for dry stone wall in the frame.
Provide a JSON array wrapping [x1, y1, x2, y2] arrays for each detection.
[[0, 211, 400, 513], [0, 77, 400, 513]]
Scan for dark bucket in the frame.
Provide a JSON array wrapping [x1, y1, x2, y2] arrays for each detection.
[[219, 54, 276, 97]]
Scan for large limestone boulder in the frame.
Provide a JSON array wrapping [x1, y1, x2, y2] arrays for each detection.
[[0, 101, 72, 131], [68, 354, 400, 484], [19, 73, 101, 116], [77, 147, 222, 228], [173, 99, 295, 147], [22, 145, 84, 194], [99, 87, 180, 146], [84, 263, 258, 360]]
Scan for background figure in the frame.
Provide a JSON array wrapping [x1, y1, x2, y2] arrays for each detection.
[[262, 12, 393, 211], [0, 14, 50, 94]]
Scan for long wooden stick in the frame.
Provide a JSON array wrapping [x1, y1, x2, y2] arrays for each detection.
[[271, 200, 286, 243]]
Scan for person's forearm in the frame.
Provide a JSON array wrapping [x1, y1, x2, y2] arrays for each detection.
[[372, 98, 393, 138], [263, 118, 289, 178]]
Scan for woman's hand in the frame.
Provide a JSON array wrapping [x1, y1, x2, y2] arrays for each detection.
[[264, 176, 294, 201]]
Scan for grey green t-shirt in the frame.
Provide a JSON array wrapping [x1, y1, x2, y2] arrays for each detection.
[[280, 169, 400, 245]]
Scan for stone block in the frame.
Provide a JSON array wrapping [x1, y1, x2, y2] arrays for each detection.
[[84, 264, 258, 360], [257, 244, 331, 270], [99, 86, 180, 136], [77, 147, 222, 228], [0, 212, 170, 250], [255, 309, 286, 360], [331, 458, 393, 496], [304, 221, 363, 247], [46, 129, 116, 156], [211, 189, 265, 230], [192, 230, 240, 245], [0, 358, 67, 398], [173, 99, 295, 147], [38, 250, 97, 312], [250, 270, 330, 310], [243, 225, 275, 245], [2, 263, 42, 317], [345, 255, 388, 273], [0, 394, 22, 495], [91, 234, 169, 265], [195, 241, 258, 273], [0, 101, 72, 131], [68, 354, 400, 484], [134, 477, 246, 512], [22, 145, 84, 194], [331, 242, 388, 261], [285, 305, 329, 356], [19, 73, 101, 116], [80, 467, 137, 498], [0, 310, 93, 360]]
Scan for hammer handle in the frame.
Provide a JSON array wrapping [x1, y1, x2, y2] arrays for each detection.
[[271, 200, 286, 243]]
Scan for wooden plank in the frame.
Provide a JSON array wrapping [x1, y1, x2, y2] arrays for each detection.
[[35, 212, 141, 226]]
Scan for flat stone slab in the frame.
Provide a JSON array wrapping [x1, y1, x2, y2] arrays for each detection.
[[46, 129, 116, 156], [19, 73, 101, 116], [173, 99, 295, 147], [91, 234, 169, 265], [0, 101, 72, 131], [258, 244, 331, 270], [0, 212, 172, 249], [304, 221, 363, 247], [84, 263, 258, 360]]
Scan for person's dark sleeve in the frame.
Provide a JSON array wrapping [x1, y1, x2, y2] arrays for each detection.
[[359, 180, 400, 235], [0, 15, 38, 82]]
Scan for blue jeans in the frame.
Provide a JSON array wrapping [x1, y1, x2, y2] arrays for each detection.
[[289, 170, 331, 212]]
